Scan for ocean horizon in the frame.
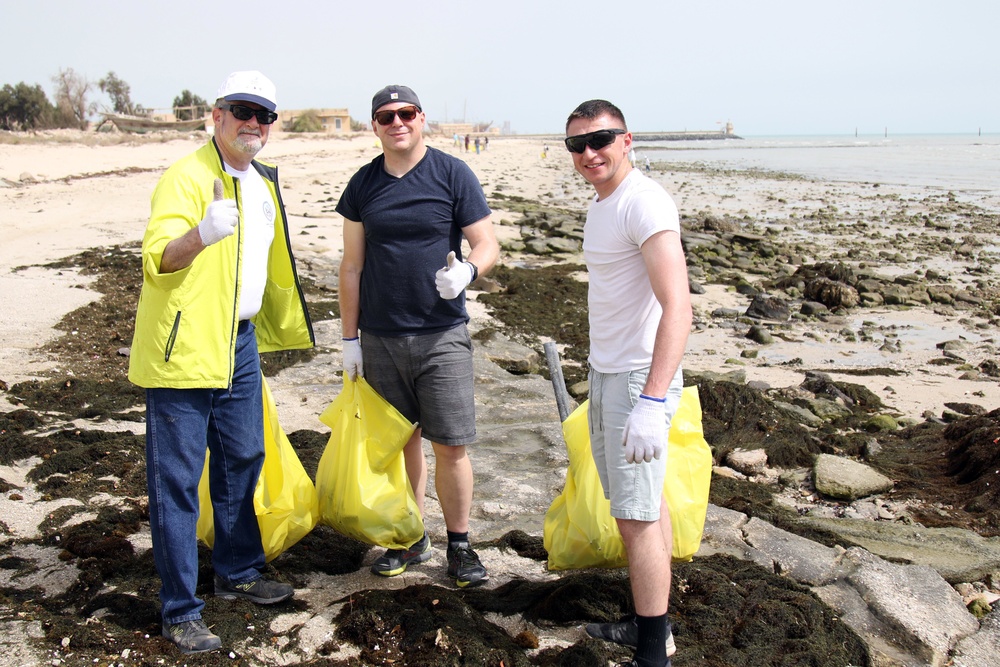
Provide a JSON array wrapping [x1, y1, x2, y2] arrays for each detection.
[[633, 133, 1000, 195]]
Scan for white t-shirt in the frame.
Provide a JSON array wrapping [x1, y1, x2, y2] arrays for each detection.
[[225, 163, 275, 321], [583, 169, 680, 373]]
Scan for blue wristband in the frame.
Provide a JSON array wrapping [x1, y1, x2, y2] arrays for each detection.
[[342, 336, 359, 341], [639, 393, 666, 403]]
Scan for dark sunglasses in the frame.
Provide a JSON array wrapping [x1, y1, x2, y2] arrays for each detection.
[[219, 102, 278, 125], [373, 105, 420, 126], [564, 128, 626, 154]]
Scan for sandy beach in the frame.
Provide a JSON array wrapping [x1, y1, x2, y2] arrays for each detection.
[[2, 128, 1000, 667], [2, 130, 998, 424]]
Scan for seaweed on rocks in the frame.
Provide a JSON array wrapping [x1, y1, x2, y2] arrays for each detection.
[[691, 378, 822, 468], [479, 263, 590, 388], [667, 555, 870, 667], [331, 558, 869, 667], [336, 584, 537, 667], [865, 413, 1000, 537], [7, 376, 145, 422]]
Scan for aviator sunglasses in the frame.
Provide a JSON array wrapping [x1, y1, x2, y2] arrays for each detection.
[[219, 102, 278, 125], [373, 105, 420, 126], [564, 128, 626, 154]]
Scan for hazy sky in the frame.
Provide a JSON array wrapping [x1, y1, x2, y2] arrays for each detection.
[[5, 0, 997, 136]]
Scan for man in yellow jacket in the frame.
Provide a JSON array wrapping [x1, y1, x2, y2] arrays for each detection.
[[128, 71, 313, 655]]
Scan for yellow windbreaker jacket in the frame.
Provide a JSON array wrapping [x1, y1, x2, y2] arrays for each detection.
[[128, 139, 314, 389]]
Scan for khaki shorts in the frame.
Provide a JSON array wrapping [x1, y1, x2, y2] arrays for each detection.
[[588, 366, 683, 522]]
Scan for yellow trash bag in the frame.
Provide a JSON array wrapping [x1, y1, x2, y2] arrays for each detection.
[[543, 385, 712, 570], [196, 374, 320, 562], [315, 375, 424, 549]]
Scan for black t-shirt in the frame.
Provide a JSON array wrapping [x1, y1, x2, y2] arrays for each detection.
[[336, 147, 491, 336]]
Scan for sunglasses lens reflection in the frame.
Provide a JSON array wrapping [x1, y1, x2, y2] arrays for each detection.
[[375, 106, 419, 126], [565, 129, 625, 153], [227, 104, 277, 125]]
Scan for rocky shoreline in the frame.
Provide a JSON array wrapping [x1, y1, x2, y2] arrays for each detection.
[[2, 134, 1000, 666]]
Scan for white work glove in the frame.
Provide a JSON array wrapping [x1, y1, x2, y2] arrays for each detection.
[[622, 394, 669, 464], [435, 251, 474, 300], [197, 178, 239, 246], [343, 337, 363, 381]]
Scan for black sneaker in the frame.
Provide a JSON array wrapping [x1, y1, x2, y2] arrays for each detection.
[[162, 619, 221, 654], [214, 575, 294, 604], [585, 615, 676, 656], [446, 541, 489, 588], [370, 534, 432, 577]]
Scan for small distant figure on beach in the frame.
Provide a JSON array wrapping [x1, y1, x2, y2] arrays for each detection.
[[645, 156, 651, 172], [541, 144, 548, 159], [464, 134, 470, 152], [629, 147, 636, 167], [484, 136, 489, 151], [453, 132, 460, 147], [474, 137, 480, 154]]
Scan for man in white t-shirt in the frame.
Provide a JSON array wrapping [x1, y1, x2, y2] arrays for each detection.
[[564, 99, 692, 667]]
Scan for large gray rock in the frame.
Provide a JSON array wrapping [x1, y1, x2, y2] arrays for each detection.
[[696, 504, 773, 571], [813, 580, 936, 667], [806, 397, 854, 421], [951, 607, 1000, 667], [725, 448, 768, 476], [745, 293, 791, 321], [475, 331, 542, 375], [742, 517, 849, 586], [804, 277, 860, 309], [813, 453, 894, 500], [843, 548, 978, 667], [773, 400, 825, 426], [798, 517, 1000, 584]]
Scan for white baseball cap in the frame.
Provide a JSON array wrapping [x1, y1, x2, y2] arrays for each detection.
[[216, 70, 277, 111]]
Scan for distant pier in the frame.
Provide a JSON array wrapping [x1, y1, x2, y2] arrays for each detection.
[[633, 131, 742, 141]]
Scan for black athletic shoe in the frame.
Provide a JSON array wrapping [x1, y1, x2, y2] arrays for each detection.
[[162, 619, 221, 654], [585, 615, 676, 656], [615, 660, 672, 667], [214, 575, 294, 604], [446, 541, 489, 588], [370, 533, 432, 577]]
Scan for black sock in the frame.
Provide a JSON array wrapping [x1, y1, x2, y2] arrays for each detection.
[[447, 531, 469, 549], [634, 613, 668, 666]]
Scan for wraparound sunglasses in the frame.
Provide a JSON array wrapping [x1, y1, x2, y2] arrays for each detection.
[[564, 128, 626, 154]]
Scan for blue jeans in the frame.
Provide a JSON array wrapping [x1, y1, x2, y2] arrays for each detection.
[[145, 320, 266, 625]]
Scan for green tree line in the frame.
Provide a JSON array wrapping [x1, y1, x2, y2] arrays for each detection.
[[0, 69, 210, 131]]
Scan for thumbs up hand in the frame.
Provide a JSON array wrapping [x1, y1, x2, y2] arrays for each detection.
[[435, 250, 474, 300], [197, 178, 239, 246]]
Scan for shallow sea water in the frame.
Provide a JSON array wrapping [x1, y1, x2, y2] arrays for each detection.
[[637, 133, 1000, 196]]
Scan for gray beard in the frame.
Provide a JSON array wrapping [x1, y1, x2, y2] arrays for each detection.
[[233, 132, 263, 156]]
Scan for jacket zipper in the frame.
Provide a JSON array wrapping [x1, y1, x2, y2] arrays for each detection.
[[228, 174, 242, 391], [164, 311, 181, 362]]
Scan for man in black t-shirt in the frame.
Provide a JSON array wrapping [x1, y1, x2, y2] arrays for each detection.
[[336, 85, 499, 588]]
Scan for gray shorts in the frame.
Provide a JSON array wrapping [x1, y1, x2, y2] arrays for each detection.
[[361, 324, 476, 446], [588, 366, 684, 522]]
